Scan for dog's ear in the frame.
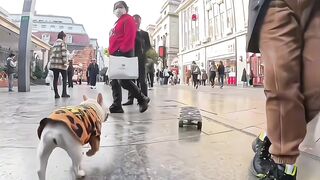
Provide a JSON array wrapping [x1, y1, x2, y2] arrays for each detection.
[[83, 95, 88, 101], [97, 93, 103, 105]]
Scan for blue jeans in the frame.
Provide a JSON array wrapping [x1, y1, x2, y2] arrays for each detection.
[[8, 74, 14, 91], [219, 75, 224, 87]]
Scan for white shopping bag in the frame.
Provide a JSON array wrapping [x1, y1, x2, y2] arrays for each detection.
[[108, 56, 138, 79]]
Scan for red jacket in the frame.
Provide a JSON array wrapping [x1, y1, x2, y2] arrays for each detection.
[[109, 14, 137, 55]]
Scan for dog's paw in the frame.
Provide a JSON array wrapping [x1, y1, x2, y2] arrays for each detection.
[[86, 149, 95, 157], [76, 169, 86, 178]]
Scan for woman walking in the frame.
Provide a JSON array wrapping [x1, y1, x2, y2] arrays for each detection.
[[49, 31, 70, 98], [209, 61, 217, 88]]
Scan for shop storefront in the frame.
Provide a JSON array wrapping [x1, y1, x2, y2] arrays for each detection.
[[206, 39, 237, 85], [180, 49, 204, 85]]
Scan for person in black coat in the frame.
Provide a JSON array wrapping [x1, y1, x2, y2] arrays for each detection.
[[217, 61, 225, 89], [87, 59, 99, 89], [123, 14, 151, 106], [67, 61, 74, 88]]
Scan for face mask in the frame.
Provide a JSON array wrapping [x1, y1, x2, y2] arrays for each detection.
[[114, 8, 126, 18]]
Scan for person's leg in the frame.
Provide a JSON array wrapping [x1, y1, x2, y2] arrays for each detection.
[[110, 79, 123, 113], [8, 74, 13, 91], [150, 73, 154, 88], [92, 75, 97, 87], [61, 70, 69, 97], [52, 69, 60, 98], [138, 64, 148, 97], [120, 80, 149, 113], [220, 75, 224, 88], [67, 72, 72, 87], [260, 0, 305, 165], [192, 74, 197, 88], [303, 0, 320, 123]]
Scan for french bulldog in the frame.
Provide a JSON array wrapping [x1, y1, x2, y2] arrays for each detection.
[[37, 93, 109, 180]]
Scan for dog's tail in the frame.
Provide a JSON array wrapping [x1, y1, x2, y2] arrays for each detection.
[[40, 125, 62, 147], [53, 138, 57, 145]]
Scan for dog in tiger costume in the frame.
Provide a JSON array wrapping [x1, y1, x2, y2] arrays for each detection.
[[36, 93, 109, 180]]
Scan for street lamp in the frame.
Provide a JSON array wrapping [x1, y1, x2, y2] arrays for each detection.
[[18, 0, 36, 92]]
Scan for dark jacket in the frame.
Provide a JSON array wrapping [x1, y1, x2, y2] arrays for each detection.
[[67, 63, 74, 75], [246, 0, 270, 53], [241, 68, 248, 82], [146, 58, 155, 74], [191, 64, 200, 75], [218, 65, 225, 75], [246, 0, 316, 53], [6, 57, 16, 74], [88, 63, 99, 78], [135, 30, 151, 61]]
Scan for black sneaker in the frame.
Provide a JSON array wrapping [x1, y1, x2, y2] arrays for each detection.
[[138, 97, 150, 113], [252, 132, 271, 153], [263, 163, 297, 180], [61, 94, 70, 98], [250, 133, 272, 178], [251, 150, 274, 178], [109, 105, 124, 113]]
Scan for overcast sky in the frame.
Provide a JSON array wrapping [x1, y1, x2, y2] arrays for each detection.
[[0, 0, 165, 48]]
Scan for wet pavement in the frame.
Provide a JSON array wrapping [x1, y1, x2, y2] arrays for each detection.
[[0, 84, 320, 180]]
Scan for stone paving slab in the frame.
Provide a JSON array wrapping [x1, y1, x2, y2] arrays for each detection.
[[0, 84, 320, 179]]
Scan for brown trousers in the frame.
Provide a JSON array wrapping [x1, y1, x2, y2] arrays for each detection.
[[260, 0, 320, 164]]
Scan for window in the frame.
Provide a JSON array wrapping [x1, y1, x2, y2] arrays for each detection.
[[66, 34, 72, 43], [213, 3, 220, 40], [242, 0, 249, 26], [164, 24, 167, 30], [191, 6, 200, 44], [207, 4, 214, 38], [226, 0, 234, 33], [219, 2, 225, 37], [59, 26, 64, 29], [41, 33, 50, 43], [68, 27, 73, 30], [41, 25, 47, 28], [50, 25, 55, 30]]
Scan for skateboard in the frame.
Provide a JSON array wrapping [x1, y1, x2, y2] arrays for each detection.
[[179, 106, 202, 130]]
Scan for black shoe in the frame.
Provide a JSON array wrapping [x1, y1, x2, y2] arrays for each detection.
[[138, 97, 150, 113], [251, 150, 274, 178], [109, 105, 124, 113], [263, 163, 297, 180], [252, 133, 271, 153], [122, 100, 133, 106], [55, 94, 60, 99], [250, 133, 272, 178], [61, 94, 70, 98]]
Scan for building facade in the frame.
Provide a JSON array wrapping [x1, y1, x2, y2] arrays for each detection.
[[0, 7, 51, 87], [9, 13, 90, 52], [151, 0, 181, 69], [176, 0, 251, 86]]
